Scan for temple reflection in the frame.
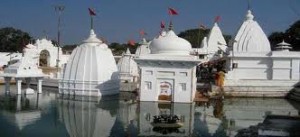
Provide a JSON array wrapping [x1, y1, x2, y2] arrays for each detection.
[[55, 94, 300, 137], [223, 98, 299, 136], [0, 92, 56, 131], [138, 102, 194, 136], [57, 93, 139, 137]]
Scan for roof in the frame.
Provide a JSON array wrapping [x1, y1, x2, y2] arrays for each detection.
[[232, 10, 271, 53]]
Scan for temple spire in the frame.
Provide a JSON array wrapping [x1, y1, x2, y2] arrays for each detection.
[[247, 0, 251, 10]]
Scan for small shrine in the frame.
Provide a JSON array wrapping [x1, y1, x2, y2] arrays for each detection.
[[135, 38, 151, 57], [275, 40, 292, 52], [0, 44, 44, 94], [135, 23, 201, 103], [117, 48, 139, 83]]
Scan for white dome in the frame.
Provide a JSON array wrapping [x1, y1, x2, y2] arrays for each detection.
[[60, 29, 120, 96], [118, 48, 139, 78], [207, 23, 227, 53], [135, 38, 150, 56], [149, 30, 192, 55], [233, 10, 271, 52]]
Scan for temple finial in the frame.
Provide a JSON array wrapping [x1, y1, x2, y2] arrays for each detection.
[[168, 21, 173, 30]]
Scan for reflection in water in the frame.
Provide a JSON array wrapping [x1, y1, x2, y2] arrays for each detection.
[[0, 87, 299, 137], [57, 94, 139, 137], [0, 93, 56, 131], [139, 102, 193, 136], [223, 98, 299, 137]]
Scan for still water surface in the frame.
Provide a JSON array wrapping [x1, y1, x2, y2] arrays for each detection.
[[0, 86, 299, 137]]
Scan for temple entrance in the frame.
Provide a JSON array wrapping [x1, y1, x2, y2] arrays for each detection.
[[158, 81, 173, 101], [39, 50, 50, 67]]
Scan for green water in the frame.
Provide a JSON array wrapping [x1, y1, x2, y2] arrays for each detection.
[[0, 86, 299, 137]]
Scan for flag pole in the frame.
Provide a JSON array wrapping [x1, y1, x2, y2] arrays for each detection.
[[169, 14, 173, 30], [197, 23, 202, 55], [90, 15, 93, 30]]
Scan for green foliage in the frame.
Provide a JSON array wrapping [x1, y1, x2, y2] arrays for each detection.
[[109, 42, 138, 56], [61, 44, 77, 53], [178, 28, 210, 48], [178, 28, 231, 48], [0, 27, 32, 52], [268, 20, 300, 51]]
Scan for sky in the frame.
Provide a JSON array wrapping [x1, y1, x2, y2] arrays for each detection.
[[0, 0, 299, 45]]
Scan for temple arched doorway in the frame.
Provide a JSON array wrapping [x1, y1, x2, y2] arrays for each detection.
[[39, 50, 50, 67]]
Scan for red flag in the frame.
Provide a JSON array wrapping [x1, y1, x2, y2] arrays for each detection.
[[88, 8, 96, 16], [128, 39, 135, 46], [160, 21, 165, 29], [214, 15, 221, 23], [168, 8, 178, 15], [139, 29, 146, 36]]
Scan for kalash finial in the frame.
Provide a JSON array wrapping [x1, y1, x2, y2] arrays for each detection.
[[168, 21, 173, 30], [246, 10, 254, 20], [245, 0, 254, 20]]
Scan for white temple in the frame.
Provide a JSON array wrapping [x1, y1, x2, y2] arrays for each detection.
[[0, 44, 44, 94], [135, 25, 201, 103], [224, 10, 300, 97], [34, 38, 67, 67], [135, 38, 151, 57], [59, 29, 120, 96], [117, 48, 139, 83], [191, 22, 227, 61]]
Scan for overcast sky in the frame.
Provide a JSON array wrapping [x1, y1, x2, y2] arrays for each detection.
[[0, 0, 299, 45]]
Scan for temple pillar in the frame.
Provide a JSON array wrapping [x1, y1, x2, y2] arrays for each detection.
[[25, 78, 34, 94], [25, 78, 31, 89], [16, 95, 21, 111], [16, 78, 22, 95], [4, 77, 11, 93], [37, 78, 43, 94]]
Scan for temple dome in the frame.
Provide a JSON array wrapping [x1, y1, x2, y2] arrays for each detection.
[[149, 30, 192, 55], [60, 29, 119, 96], [135, 38, 150, 56], [233, 10, 271, 52], [207, 23, 227, 53]]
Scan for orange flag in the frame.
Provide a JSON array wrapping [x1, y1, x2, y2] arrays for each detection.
[[128, 39, 135, 46]]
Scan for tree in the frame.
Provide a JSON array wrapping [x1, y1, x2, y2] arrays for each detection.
[[268, 20, 300, 51], [178, 28, 231, 48], [0, 27, 32, 52], [268, 32, 285, 50], [108, 42, 138, 56], [178, 28, 210, 48]]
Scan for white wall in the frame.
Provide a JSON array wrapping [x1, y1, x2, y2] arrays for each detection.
[[139, 66, 196, 103], [226, 51, 300, 81]]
